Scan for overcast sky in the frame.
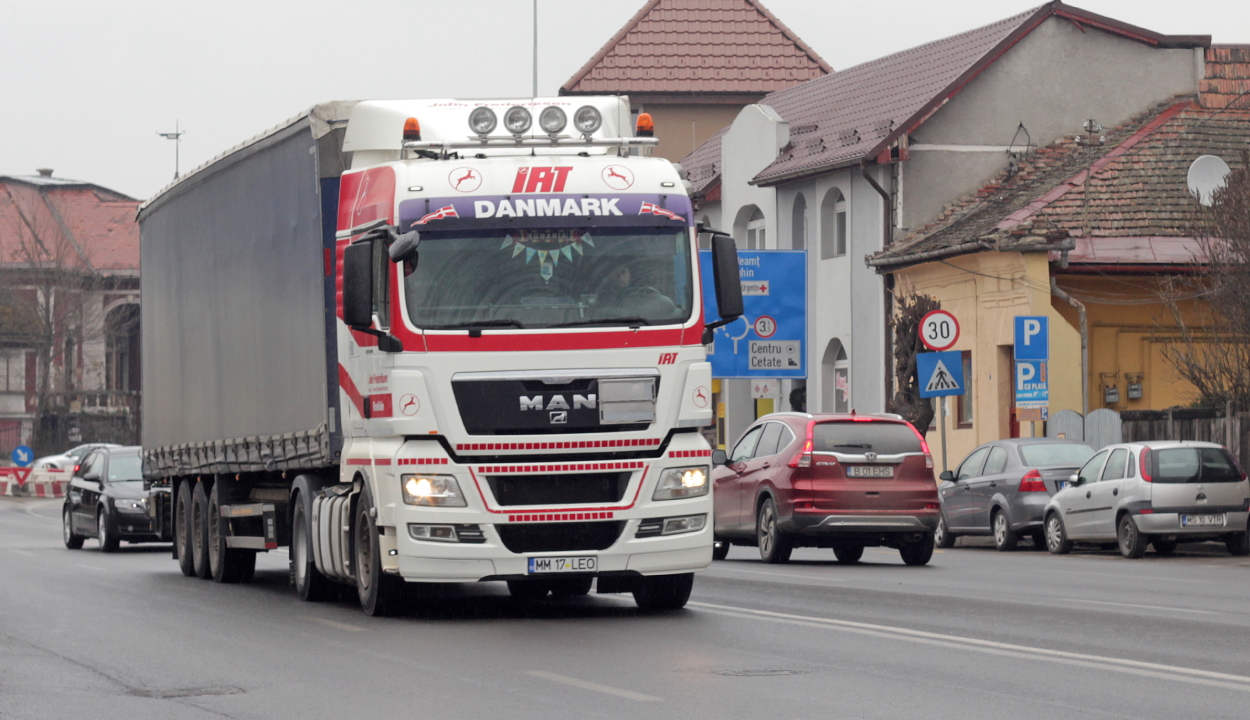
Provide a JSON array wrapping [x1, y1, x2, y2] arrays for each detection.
[[3, 0, 1246, 200]]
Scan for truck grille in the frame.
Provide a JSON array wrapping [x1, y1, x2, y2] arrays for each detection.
[[496, 521, 625, 553], [486, 472, 629, 506]]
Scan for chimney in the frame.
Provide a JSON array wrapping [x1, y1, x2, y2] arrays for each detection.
[[36, 168, 54, 177]]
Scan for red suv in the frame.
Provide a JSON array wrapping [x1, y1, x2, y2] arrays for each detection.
[[711, 412, 940, 565]]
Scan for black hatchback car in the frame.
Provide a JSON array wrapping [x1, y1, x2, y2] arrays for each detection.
[[63, 446, 160, 552]]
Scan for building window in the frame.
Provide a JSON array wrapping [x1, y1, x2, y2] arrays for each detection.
[[105, 303, 141, 393], [957, 350, 973, 428], [820, 339, 849, 412], [791, 194, 807, 250], [745, 208, 765, 249], [820, 189, 846, 259]]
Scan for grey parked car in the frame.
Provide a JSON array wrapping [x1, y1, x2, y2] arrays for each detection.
[[1043, 440, 1250, 558], [936, 439, 1094, 551]]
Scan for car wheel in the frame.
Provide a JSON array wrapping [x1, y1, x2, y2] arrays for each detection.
[[992, 510, 1018, 552], [899, 533, 935, 566], [191, 481, 212, 578], [97, 507, 120, 553], [63, 506, 84, 549], [833, 544, 864, 564], [934, 515, 956, 549], [711, 536, 730, 561], [291, 492, 333, 601], [632, 572, 694, 611], [1045, 513, 1072, 554], [756, 498, 792, 564], [1226, 530, 1250, 557], [208, 481, 253, 584], [550, 577, 594, 597], [175, 481, 195, 577], [1117, 514, 1147, 559], [1152, 538, 1178, 556], [355, 483, 406, 617]]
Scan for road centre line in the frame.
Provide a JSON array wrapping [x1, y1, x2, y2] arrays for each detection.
[[299, 616, 366, 632], [1058, 598, 1222, 615], [525, 671, 662, 702], [690, 601, 1250, 693]]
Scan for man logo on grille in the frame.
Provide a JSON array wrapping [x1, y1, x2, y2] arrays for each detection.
[[549, 411, 568, 424]]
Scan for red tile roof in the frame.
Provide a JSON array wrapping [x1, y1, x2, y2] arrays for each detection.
[[0, 176, 139, 276], [561, 0, 831, 96], [682, 1, 1210, 190]]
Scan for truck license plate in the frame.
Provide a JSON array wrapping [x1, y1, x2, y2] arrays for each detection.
[[1180, 513, 1226, 527], [847, 466, 894, 478], [528, 556, 597, 574]]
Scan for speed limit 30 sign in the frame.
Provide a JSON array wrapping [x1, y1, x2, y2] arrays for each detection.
[[919, 309, 960, 351]]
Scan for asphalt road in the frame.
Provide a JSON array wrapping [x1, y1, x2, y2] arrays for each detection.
[[4, 496, 1250, 719]]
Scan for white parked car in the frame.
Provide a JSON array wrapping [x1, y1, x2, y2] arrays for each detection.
[[1043, 440, 1250, 558], [32, 443, 121, 472]]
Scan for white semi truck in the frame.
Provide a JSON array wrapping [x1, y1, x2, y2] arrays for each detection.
[[140, 97, 743, 615]]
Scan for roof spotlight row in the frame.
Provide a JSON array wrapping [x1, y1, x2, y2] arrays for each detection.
[[468, 105, 603, 138]]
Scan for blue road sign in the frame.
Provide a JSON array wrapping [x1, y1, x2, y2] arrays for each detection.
[[1015, 360, 1049, 406], [11, 445, 34, 467], [700, 250, 806, 379], [917, 351, 964, 398], [1014, 316, 1049, 361]]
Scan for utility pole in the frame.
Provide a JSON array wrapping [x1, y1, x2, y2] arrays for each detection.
[[158, 121, 185, 179]]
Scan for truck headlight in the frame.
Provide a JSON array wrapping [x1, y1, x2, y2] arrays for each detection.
[[401, 474, 467, 507], [652, 466, 709, 501]]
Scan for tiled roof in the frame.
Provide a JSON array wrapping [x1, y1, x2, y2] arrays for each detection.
[[868, 89, 1250, 270], [561, 0, 831, 96], [0, 176, 140, 275], [683, 125, 727, 197]]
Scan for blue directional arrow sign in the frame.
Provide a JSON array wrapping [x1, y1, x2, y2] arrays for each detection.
[[700, 250, 806, 379], [917, 351, 964, 398], [11, 445, 34, 467]]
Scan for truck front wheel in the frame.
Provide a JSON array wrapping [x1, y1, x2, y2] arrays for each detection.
[[355, 484, 406, 616], [632, 572, 693, 611]]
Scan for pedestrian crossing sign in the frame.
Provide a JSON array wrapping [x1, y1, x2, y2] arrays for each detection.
[[917, 351, 964, 398]]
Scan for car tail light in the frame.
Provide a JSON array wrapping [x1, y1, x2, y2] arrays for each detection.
[[73, 464, 80, 475], [1139, 448, 1152, 483], [789, 421, 815, 468], [924, 502, 940, 510], [904, 422, 934, 469], [1018, 469, 1047, 492]]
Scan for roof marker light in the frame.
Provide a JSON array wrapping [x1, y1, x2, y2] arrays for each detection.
[[503, 106, 532, 135], [403, 117, 421, 142], [468, 107, 497, 136], [573, 105, 602, 136], [636, 112, 655, 137], [539, 106, 567, 135]]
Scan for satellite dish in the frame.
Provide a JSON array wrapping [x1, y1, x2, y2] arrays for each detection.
[[1187, 154, 1231, 207]]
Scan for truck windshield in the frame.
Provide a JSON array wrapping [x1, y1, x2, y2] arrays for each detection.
[[403, 227, 692, 329]]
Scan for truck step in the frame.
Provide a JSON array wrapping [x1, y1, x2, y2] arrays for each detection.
[[220, 502, 273, 518], [225, 536, 278, 550]]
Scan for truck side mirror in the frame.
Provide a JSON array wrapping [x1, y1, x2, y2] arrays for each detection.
[[702, 233, 743, 344], [342, 240, 374, 329]]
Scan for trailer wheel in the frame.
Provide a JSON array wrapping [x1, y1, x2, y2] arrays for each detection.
[[191, 481, 212, 579], [355, 483, 405, 616], [291, 491, 333, 601], [208, 481, 254, 583], [175, 482, 195, 576]]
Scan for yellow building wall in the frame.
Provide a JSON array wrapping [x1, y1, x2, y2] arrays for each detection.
[[634, 104, 747, 163]]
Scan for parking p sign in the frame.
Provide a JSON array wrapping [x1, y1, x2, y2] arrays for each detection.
[[1014, 316, 1048, 361]]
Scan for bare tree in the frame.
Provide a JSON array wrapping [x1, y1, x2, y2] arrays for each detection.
[[887, 290, 941, 434], [1161, 150, 1250, 409]]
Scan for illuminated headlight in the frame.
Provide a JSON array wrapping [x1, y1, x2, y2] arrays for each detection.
[[468, 106, 497, 136], [539, 106, 567, 134], [401, 474, 467, 507], [115, 498, 147, 513], [662, 514, 706, 535], [503, 106, 532, 135], [652, 466, 709, 500], [573, 105, 602, 135]]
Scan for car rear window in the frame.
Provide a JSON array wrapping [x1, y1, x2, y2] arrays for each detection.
[[107, 455, 143, 482], [812, 422, 922, 455], [1018, 443, 1095, 467], [1152, 447, 1243, 483]]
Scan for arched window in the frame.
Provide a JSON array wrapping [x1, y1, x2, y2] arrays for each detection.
[[698, 215, 712, 250], [105, 303, 141, 393], [791, 194, 807, 250], [819, 189, 846, 259], [821, 339, 849, 412], [733, 205, 766, 250]]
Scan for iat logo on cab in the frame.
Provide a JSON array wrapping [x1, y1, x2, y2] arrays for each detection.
[[512, 167, 572, 193], [658, 353, 677, 365]]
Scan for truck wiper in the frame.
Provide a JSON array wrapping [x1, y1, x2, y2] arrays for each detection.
[[427, 319, 524, 330], [551, 317, 651, 328]]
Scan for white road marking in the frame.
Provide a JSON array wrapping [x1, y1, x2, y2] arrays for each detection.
[[75, 564, 106, 572], [525, 671, 662, 702], [299, 616, 366, 632], [690, 601, 1250, 692], [1036, 567, 1212, 584], [1058, 597, 1222, 615]]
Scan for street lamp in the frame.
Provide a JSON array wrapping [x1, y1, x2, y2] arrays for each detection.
[[158, 121, 185, 179]]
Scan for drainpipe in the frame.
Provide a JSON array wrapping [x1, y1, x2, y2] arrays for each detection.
[[862, 159, 894, 409], [1051, 278, 1088, 416]]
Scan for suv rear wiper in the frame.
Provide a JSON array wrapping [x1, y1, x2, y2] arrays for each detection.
[[829, 443, 872, 449], [551, 317, 651, 328], [426, 319, 524, 330]]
